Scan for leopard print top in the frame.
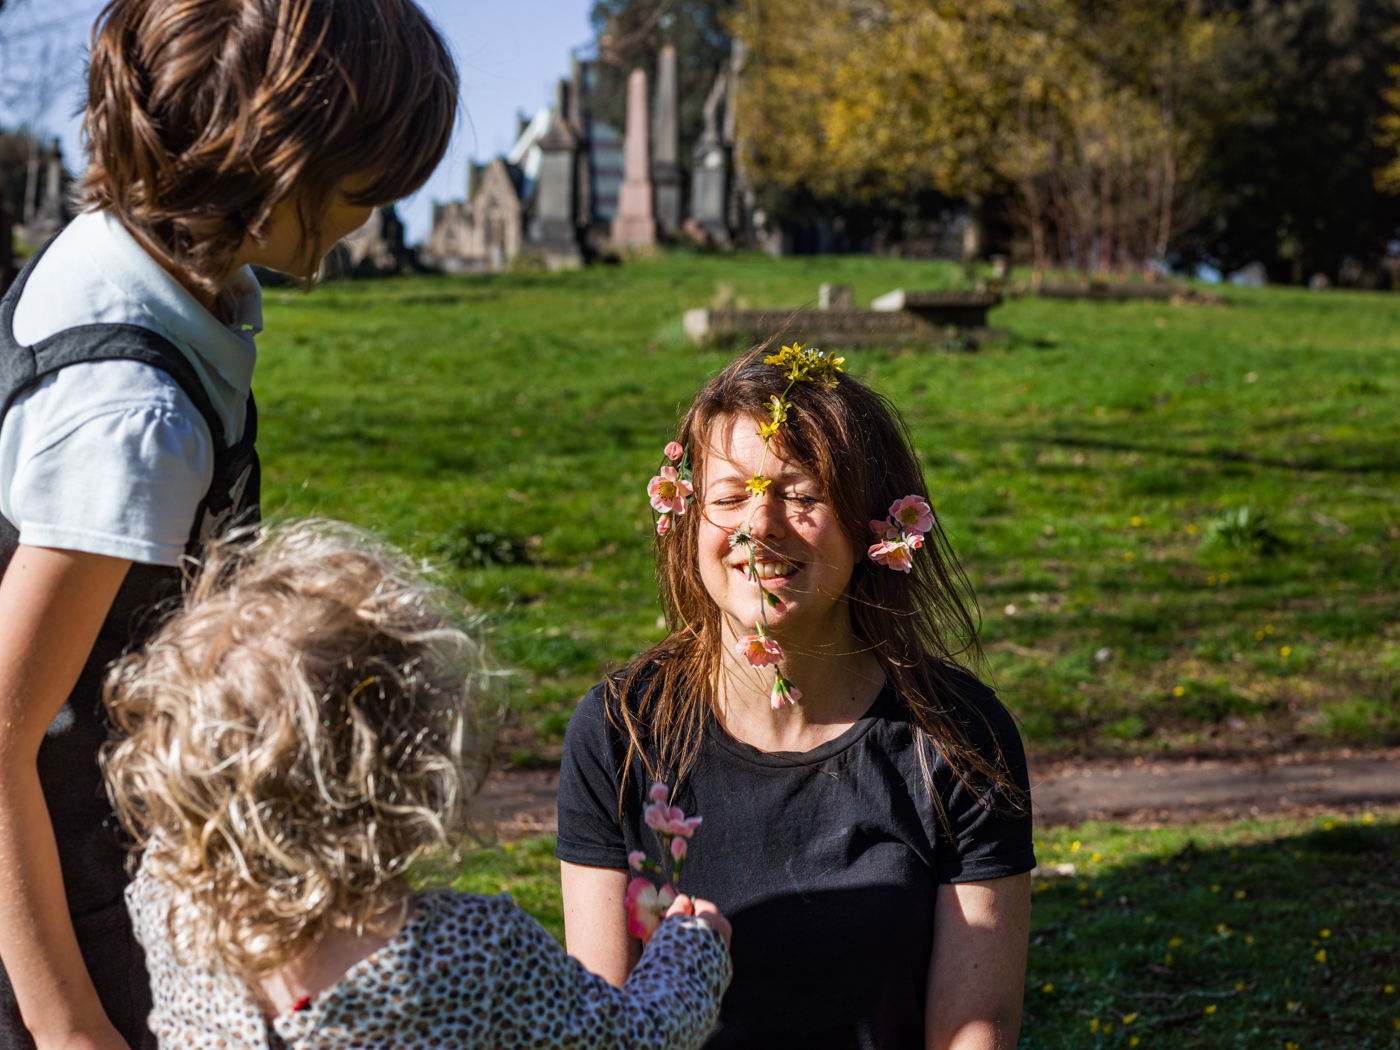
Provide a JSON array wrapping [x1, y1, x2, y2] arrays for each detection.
[[127, 869, 732, 1050]]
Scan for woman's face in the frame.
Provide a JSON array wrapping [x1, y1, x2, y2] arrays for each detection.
[[696, 413, 859, 642]]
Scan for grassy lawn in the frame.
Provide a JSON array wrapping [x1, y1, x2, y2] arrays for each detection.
[[454, 813, 1400, 1049], [253, 250, 1400, 760]]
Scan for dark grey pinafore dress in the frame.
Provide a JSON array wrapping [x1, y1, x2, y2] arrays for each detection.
[[0, 241, 260, 1049]]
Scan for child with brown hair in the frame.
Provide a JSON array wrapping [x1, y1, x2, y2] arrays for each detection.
[[101, 522, 731, 1050], [0, 2, 457, 1047]]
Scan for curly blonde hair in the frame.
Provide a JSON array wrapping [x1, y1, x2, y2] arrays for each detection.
[[101, 520, 491, 977]]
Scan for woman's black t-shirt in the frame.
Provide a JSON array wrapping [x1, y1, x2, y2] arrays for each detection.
[[555, 667, 1035, 1050]]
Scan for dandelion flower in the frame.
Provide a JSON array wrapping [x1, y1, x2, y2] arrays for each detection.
[[1205, 1005, 1217, 1015], [1315, 949, 1327, 963]]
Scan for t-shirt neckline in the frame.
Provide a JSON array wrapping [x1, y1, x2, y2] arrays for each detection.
[[704, 681, 896, 768]]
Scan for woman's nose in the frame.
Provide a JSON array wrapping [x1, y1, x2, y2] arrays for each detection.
[[747, 494, 788, 539]]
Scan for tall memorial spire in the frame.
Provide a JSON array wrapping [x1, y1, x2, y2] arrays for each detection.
[[652, 45, 681, 235], [611, 68, 657, 246]]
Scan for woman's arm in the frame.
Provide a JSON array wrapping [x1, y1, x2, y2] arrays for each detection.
[[560, 861, 641, 985], [0, 545, 132, 1050], [925, 873, 1032, 1050]]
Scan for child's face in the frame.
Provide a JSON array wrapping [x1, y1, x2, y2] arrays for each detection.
[[695, 413, 859, 644], [238, 172, 379, 279]]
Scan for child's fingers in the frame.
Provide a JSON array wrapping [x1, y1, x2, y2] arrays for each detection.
[[664, 893, 695, 918], [689, 898, 733, 949]]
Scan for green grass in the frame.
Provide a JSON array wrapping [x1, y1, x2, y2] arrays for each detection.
[[452, 814, 1400, 1049], [254, 251, 1400, 758]]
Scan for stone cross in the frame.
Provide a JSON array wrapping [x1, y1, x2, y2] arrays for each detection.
[[652, 45, 681, 235], [611, 68, 656, 246]]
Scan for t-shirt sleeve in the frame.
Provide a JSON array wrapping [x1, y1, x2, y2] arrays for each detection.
[[0, 364, 214, 566], [932, 677, 1037, 884], [556, 684, 632, 870]]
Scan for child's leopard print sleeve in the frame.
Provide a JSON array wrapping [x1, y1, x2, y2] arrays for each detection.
[[488, 899, 732, 1049]]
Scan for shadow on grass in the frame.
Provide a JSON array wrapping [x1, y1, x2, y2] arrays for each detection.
[[1025, 816, 1400, 1049]]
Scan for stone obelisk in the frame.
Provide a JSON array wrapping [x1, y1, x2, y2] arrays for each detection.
[[652, 45, 681, 235], [611, 68, 656, 246]]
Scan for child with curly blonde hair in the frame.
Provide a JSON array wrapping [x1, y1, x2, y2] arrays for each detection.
[[101, 522, 731, 1050]]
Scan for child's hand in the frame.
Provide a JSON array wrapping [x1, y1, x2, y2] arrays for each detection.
[[664, 893, 732, 949]]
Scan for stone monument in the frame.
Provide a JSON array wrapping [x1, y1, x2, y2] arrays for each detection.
[[690, 66, 730, 246], [652, 45, 681, 236], [611, 68, 656, 246], [529, 81, 582, 267]]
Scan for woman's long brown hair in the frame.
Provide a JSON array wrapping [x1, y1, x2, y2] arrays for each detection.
[[609, 347, 1026, 822]]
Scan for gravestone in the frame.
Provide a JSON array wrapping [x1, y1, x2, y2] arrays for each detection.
[[819, 283, 852, 309], [611, 68, 656, 246], [529, 82, 582, 268], [652, 45, 681, 236], [690, 66, 730, 245]]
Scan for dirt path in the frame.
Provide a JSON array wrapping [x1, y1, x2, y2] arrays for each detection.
[[480, 749, 1400, 837]]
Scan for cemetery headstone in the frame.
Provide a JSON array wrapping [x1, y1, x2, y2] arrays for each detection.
[[652, 46, 681, 236], [611, 68, 656, 246], [819, 283, 853, 310]]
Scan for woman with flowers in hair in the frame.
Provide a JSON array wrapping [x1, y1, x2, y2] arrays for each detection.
[[557, 345, 1035, 1049]]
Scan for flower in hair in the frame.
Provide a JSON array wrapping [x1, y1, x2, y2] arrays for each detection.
[[764, 342, 845, 386], [868, 494, 933, 572], [648, 443, 694, 536], [889, 495, 934, 534]]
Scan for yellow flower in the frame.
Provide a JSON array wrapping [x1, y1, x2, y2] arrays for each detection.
[[1129, 1038, 1140, 1048], [764, 343, 845, 384], [1131, 516, 1143, 527], [1042, 983, 1054, 993], [1095, 889, 1104, 898], [1235, 890, 1246, 900], [767, 393, 788, 425], [756, 420, 781, 439], [1164, 952, 1173, 965], [1211, 884, 1220, 893], [1205, 1005, 1216, 1015], [1245, 935, 1254, 944], [1078, 881, 1088, 891], [1315, 949, 1327, 963], [1385, 984, 1396, 994], [1363, 812, 1375, 824], [1281, 646, 1292, 657], [1173, 686, 1185, 696], [1208, 575, 1218, 585], [1186, 523, 1198, 534], [1035, 881, 1049, 893], [1122, 1012, 1138, 1025], [1088, 1019, 1099, 1033], [1265, 624, 1274, 633], [1124, 552, 1135, 562], [1169, 937, 1183, 948], [1255, 630, 1265, 640], [1234, 982, 1245, 991], [1070, 841, 1081, 852], [1286, 1042, 1299, 1050], [1320, 929, 1330, 938], [1091, 853, 1102, 862], [746, 474, 772, 496]]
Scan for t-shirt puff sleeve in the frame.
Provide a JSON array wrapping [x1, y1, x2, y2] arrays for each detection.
[[930, 674, 1037, 884], [556, 682, 634, 870], [1, 365, 213, 566]]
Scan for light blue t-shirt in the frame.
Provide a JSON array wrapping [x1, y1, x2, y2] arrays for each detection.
[[2, 210, 261, 566]]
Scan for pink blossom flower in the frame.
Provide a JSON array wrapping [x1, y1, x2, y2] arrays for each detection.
[[624, 877, 675, 942], [870, 518, 899, 541], [869, 539, 916, 573], [649, 783, 670, 802], [770, 673, 803, 710], [670, 837, 687, 861], [628, 851, 647, 870], [647, 466, 693, 515], [736, 632, 783, 667], [664, 441, 684, 462], [644, 801, 703, 838], [656, 514, 671, 536], [889, 495, 934, 535]]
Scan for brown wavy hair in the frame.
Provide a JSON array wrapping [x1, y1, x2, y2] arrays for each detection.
[[79, 0, 457, 295], [613, 347, 1024, 817], [101, 520, 491, 978]]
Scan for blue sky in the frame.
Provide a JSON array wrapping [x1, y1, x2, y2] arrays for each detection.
[[0, 0, 597, 242]]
